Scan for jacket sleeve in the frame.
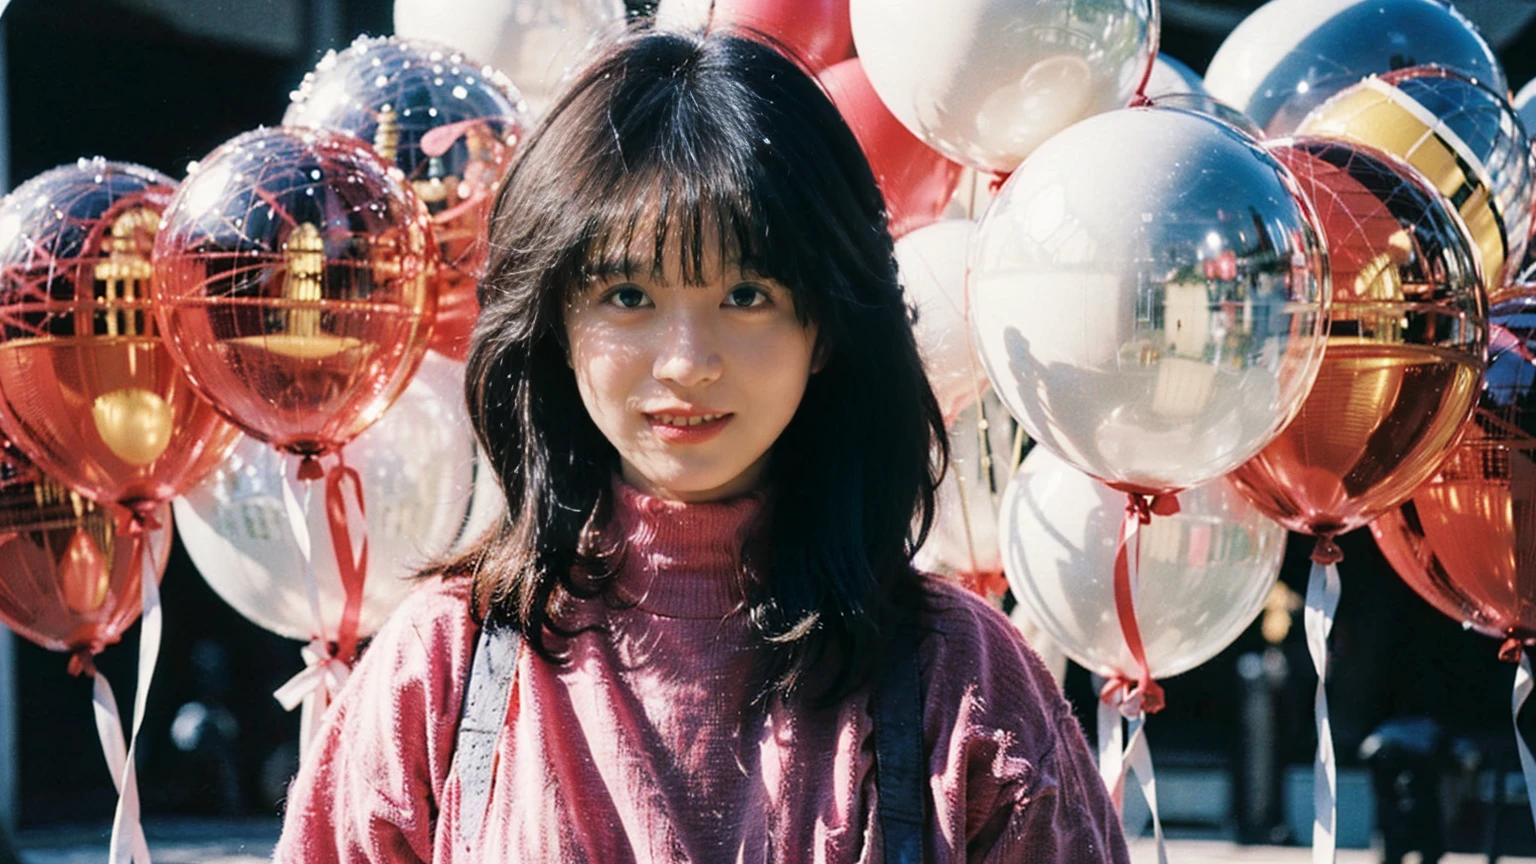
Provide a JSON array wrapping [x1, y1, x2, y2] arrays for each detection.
[[272, 581, 471, 864], [919, 580, 1130, 864]]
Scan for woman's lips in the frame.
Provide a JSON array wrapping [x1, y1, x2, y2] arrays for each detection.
[[645, 412, 733, 444]]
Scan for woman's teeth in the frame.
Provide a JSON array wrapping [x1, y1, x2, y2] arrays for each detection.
[[655, 413, 725, 427]]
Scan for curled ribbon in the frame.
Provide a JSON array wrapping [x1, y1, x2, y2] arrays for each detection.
[[1305, 535, 1342, 864], [273, 638, 354, 713]]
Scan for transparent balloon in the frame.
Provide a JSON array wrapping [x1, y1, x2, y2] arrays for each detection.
[[286, 35, 529, 360], [1144, 55, 1206, 100], [1371, 285, 1536, 645], [970, 106, 1329, 494], [1204, 0, 1504, 135], [173, 353, 476, 643], [1002, 447, 1286, 681], [393, 0, 625, 117], [914, 392, 1015, 588], [151, 127, 437, 458], [0, 442, 171, 659], [1298, 66, 1533, 289], [896, 219, 985, 422], [0, 159, 239, 510], [849, 0, 1156, 174], [1229, 138, 1486, 536]]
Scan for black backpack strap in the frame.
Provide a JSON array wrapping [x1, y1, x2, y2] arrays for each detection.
[[875, 613, 925, 864], [454, 621, 521, 851]]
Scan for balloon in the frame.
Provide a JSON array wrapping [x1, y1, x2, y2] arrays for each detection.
[[1297, 66, 1534, 289], [1204, 0, 1504, 135], [849, 0, 1156, 174], [0, 159, 239, 514], [970, 107, 1330, 494], [454, 442, 507, 552], [1515, 76, 1536, 136], [0, 442, 171, 663], [894, 219, 984, 420], [1228, 138, 1486, 537], [1002, 447, 1286, 681], [1370, 286, 1536, 645], [173, 353, 476, 643], [1145, 55, 1206, 100], [914, 392, 1014, 596], [285, 36, 530, 362], [151, 127, 437, 460], [656, 0, 851, 73], [393, 0, 625, 117], [820, 59, 963, 239]]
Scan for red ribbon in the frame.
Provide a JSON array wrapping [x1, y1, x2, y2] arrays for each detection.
[[323, 456, 368, 665], [1103, 491, 1181, 716], [987, 171, 1013, 197], [1310, 535, 1343, 566], [1501, 638, 1536, 664]]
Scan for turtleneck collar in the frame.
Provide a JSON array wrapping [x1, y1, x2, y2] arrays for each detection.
[[607, 477, 766, 620]]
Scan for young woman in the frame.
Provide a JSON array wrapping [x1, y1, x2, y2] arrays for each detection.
[[274, 25, 1127, 864]]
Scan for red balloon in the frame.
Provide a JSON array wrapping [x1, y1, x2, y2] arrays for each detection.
[[1227, 139, 1485, 539], [820, 58, 963, 238], [717, 0, 852, 73], [0, 443, 171, 665], [152, 128, 437, 459], [0, 160, 240, 514], [1371, 286, 1536, 646]]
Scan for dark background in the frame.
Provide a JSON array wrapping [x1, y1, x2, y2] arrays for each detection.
[[6, 0, 1536, 839]]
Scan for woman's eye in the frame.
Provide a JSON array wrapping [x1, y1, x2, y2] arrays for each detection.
[[606, 285, 650, 309], [726, 285, 770, 308]]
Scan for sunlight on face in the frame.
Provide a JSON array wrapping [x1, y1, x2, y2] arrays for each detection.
[[564, 252, 818, 502]]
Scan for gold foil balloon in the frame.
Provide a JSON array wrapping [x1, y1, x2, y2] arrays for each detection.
[[970, 107, 1330, 494], [0, 159, 239, 515], [1229, 139, 1486, 538], [151, 127, 437, 460], [285, 36, 529, 360], [1297, 66, 1534, 289]]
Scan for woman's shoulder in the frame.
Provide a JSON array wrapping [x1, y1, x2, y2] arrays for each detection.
[[361, 571, 479, 667], [913, 573, 1070, 724]]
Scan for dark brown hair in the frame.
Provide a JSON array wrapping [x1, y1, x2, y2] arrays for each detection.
[[435, 25, 947, 703]]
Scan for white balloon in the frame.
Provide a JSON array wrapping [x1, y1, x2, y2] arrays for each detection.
[[394, 0, 626, 116], [1144, 55, 1207, 99], [1204, 0, 1504, 134], [896, 220, 986, 422], [174, 353, 478, 643], [1002, 448, 1286, 680], [969, 107, 1328, 492], [455, 444, 507, 552], [850, 0, 1155, 174], [915, 392, 1014, 578], [653, 0, 711, 31]]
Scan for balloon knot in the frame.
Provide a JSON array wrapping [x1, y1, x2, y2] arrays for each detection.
[[987, 171, 1013, 196], [1129, 92, 1155, 108], [297, 455, 325, 482], [1310, 535, 1344, 566], [1100, 675, 1166, 717], [67, 649, 97, 679], [1501, 638, 1528, 664], [1125, 492, 1180, 525]]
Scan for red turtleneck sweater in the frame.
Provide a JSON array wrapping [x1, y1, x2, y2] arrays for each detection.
[[273, 481, 1128, 863]]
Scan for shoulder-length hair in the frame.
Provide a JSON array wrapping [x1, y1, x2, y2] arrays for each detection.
[[437, 26, 947, 703]]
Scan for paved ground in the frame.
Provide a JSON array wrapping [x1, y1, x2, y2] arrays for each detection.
[[12, 820, 1536, 863]]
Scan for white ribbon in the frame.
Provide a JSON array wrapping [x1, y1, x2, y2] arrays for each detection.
[[1512, 651, 1536, 831], [1305, 557, 1341, 864], [1095, 698, 1167, 864], [90, 670, 150, 863], [279, 463, 348, 760], [102, 534, 162, 864]]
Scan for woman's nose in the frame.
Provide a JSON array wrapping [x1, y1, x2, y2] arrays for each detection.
[[652, 313, 722, 389]]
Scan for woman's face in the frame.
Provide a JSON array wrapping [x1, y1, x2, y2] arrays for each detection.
[[564, 255, 818, 502]]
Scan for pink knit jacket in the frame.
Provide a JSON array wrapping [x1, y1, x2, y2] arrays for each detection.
[[274, 482, 1129, 863]]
